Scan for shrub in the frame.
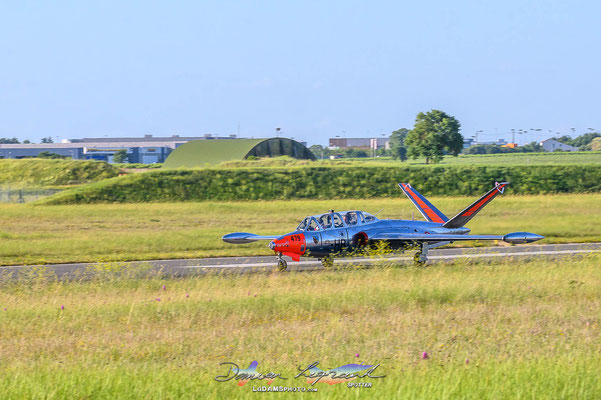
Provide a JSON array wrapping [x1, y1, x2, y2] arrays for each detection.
[[37, 164, 601, 204]]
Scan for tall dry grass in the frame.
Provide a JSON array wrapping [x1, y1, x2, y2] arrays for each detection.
[[1, 255, 600, 398]]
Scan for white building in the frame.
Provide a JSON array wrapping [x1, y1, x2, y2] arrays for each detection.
[[328, 137, 390, 150], [539, 138, 578, 152]]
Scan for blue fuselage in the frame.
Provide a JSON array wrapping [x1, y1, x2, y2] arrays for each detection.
[[270, 214, 470, 258]]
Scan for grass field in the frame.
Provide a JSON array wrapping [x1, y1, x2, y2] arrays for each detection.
[[220, 151, 601, 167], [430, 151, 601, 165], [1, 194, 600, 266], [1, 255, 600, 398]]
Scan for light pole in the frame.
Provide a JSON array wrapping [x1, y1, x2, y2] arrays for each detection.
[[518, 130, 525, 146], [275, 127, 281, 137]]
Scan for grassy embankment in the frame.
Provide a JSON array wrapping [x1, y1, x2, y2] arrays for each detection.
[[0, 159, 120, 189], [1, 194, 600, 265], [1, 255, 601, 398], [35, 163, 601, 204]]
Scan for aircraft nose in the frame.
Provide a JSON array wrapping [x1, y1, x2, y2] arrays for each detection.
[[269, 241, 275, 250]]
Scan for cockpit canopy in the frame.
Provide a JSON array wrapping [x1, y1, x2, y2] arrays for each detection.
[[296, 210, 378, 231]]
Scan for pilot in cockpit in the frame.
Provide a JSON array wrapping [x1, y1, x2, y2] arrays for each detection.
[[344, 211, 358, 226], [319, 214, 332, 229]]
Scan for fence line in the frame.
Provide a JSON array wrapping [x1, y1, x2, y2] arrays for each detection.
[[0, 187, 63, 203]]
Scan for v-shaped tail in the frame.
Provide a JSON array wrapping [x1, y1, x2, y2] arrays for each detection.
[[442, 182, 509, 229], [398, 183, 449, 223]]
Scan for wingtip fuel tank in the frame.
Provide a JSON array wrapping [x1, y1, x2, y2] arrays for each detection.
[[502, 232, 544, 244]]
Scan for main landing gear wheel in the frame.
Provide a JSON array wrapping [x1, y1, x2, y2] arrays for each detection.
[[413, 251, 426, 266], [413, 243, 429, 266], [320, 257, 334, 268], [276, 253, 288, 272]]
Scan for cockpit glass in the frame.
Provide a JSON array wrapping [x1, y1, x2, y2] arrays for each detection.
[[363, 212, 376, 222], [333, 213, 344, 228], [343, 211, 358, 226], [297, 218, 309, 231], [318, 214, 332, 229], [307, 218, 321, 231]]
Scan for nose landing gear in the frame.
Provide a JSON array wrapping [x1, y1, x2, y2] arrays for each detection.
[[276, 252, 288, 271]]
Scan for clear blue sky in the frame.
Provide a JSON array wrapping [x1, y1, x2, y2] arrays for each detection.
[[1, 1, 600, 145]]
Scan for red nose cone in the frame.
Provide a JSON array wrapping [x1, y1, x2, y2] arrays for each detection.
[[271, 233, 306, 260]]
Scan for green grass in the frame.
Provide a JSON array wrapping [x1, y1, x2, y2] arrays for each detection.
[[223, 151, 601, 167], [1, 255, 601, 398], [0, 159, 120, 188], [431, 151, 601, 165], [1, 194, 600, 266], [113, 163, 163, 169]]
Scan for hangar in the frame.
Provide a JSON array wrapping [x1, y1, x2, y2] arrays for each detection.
[[163, 138, 315, 168]]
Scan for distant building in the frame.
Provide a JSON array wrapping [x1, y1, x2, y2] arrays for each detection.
[[329, 137, 390, 150], [503, 143, 518, 149], [0, 134, 240, 163], [63, 134, 237, 146], [0, 142, 173, 163], [463, 138, 509, 149], [0, 145, 84, 160], [539, 138, 578, 152]]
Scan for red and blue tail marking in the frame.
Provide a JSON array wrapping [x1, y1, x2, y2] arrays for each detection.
[[442, 182, 509, 228], [398, 183, 449, 224]]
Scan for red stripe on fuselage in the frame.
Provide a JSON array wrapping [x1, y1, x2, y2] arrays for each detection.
[[462, 185, 505, 217], [402, 184, 445, 223]]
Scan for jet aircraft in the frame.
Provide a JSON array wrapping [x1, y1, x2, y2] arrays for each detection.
[[222, 182, 543, 270]]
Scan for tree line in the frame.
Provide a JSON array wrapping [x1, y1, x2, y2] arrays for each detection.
[[0, 137, 53, 144], [312, 109, 464, 164], [312, 110, 601, 163]]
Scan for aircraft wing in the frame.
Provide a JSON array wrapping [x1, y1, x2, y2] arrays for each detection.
[[367, 231, 543, 244], [368, 232, 503, 243]]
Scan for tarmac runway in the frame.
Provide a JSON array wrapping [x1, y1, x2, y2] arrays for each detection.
[[1, 242, 600, 280]]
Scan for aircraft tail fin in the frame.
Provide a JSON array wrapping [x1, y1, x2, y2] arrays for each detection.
[[398, 183, 449, 223], [443, 182, 509, 229]]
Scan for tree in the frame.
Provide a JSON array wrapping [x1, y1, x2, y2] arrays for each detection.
[[553, 132, 601, 150], [519, 141, 543, 153], [0, 137, 20, 144], [591, 137, 601, 151], [573, 132, 601, 147], [112, 149, 129, 163], [309, 144, 327, 159], [463, 144, 506, 155], [405, 110, 463, 164], [37, 151, 65, 159], [343, 148, 368, 158], [23, 139, 31, 144], [389, 128, 408, 161], [41, 136, 54, 143]]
